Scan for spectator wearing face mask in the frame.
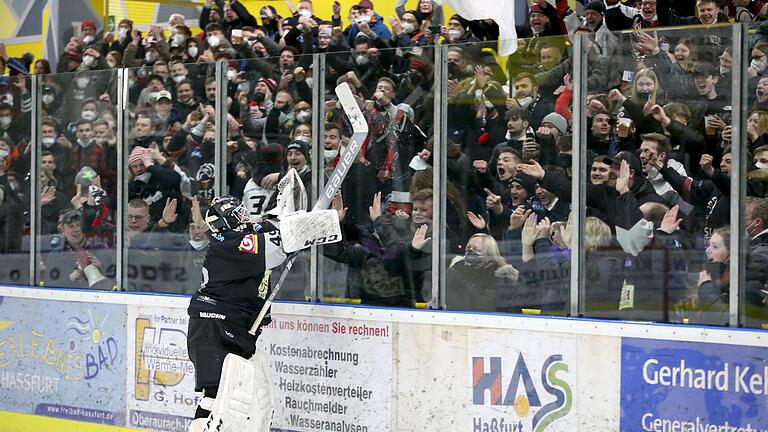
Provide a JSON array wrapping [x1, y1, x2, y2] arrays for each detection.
[[75, 45, 109, 72], [447, 233, 519, 312], [390, 10, 429, 49], [345, 0, 393, 47], [441, 15, 482, 63], [109, 19, 135, 55], [0, 102, 26, 146], [78, 20, 105, 54]]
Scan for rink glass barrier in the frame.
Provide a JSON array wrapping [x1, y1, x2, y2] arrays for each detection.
[[0, 24, 765, 328], [235, 51, 316, 302], [120, 62, 217, 295], [0, 74, 31, 285], [743, 22, 768, 329], [36, 68, 118, 291], [316, 44, 438, 309], [440, 34, 574, 317], [580, 25, 739, 326]]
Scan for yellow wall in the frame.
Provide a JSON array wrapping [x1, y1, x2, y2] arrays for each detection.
[[0, 0, 106, 71]]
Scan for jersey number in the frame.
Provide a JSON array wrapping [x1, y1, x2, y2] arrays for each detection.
[[250, 195, 267, 215]]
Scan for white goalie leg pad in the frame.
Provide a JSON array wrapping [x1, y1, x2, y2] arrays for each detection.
[[279, 209, 342, 253], [189, 418, 208, 432], [202, 352, 274, 432]]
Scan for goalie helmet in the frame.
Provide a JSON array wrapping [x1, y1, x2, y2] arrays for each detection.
[[205, 195, 250, 234]]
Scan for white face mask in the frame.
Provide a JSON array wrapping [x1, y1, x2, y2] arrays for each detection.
[[82, 110, 97, 121], [188, 46, 199, 57], [238, 82, 250, 94], [756, 161, 768, 169], [516, 96, 533, 109], [107, 60, 117, 69], [77, 138, 92, 147], [751, 59, 767, 73], [226, 69, 237, 80], [42, 137, 56, 147], [145, 51, 159, 63], [76, 77, 89, 89], [189, 238, 210, 250], [42, 94, 55, 105], [118, 27, 129, 40], [324, 148, 339, 162], [296, 110, 311, 123], [299, 9, 312, 18], [135, 172, 151, 183], [0, 116, 11, 128], [402, 22, 415, 34], [172, 34, 185, 46], [355, 55, 369, 66], [82, 35, 94, 44], [294, 135, 311, 143], [719, 65, 730, 76], [448, 29, 462, 40], [208, 35, 221, 48], [357, 15, 371, 24], [82, 55, 95, 67], [172, 74, 186, 83], [0, 149, 8, 158]]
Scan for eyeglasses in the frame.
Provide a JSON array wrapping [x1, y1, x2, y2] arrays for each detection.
[[127, 214, 148, 221]]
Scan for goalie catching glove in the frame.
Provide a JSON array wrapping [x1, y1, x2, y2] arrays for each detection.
[[267, 168, 342, 253]]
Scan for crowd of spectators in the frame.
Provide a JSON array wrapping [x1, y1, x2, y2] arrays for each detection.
[[0, 0, 767, 325]]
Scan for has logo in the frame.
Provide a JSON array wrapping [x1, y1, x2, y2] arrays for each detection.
[[472, 354, 572, 432]]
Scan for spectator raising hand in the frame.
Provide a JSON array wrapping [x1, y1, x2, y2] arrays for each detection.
[[369, 192, 382, 222], [484, 188, 503, 215], [411, 224, 431, 250]]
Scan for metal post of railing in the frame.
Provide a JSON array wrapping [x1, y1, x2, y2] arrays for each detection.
[[29, 75, 39, 287], [433, 45, 448, 309], [310, 53, 325, 303], [729, 24, 748, 327], [214, 61, 227, 197], [117, 67, 128, 290], [570, 35, 588, 317]]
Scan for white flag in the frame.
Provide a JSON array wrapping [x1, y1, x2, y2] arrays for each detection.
[[445, 0, 518, 55]]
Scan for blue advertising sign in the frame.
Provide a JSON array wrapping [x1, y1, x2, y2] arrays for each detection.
[[621, 337, 768, 432], [0, 296, 127, 425]]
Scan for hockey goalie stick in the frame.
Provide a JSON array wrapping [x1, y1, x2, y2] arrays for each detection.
[[248, 82, 369, 335]]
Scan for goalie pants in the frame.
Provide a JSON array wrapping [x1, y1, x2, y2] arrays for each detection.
[[187, 317, 258, 418]]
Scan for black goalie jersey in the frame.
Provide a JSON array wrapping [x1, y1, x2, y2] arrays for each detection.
[[188, 225, 286, 327]]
